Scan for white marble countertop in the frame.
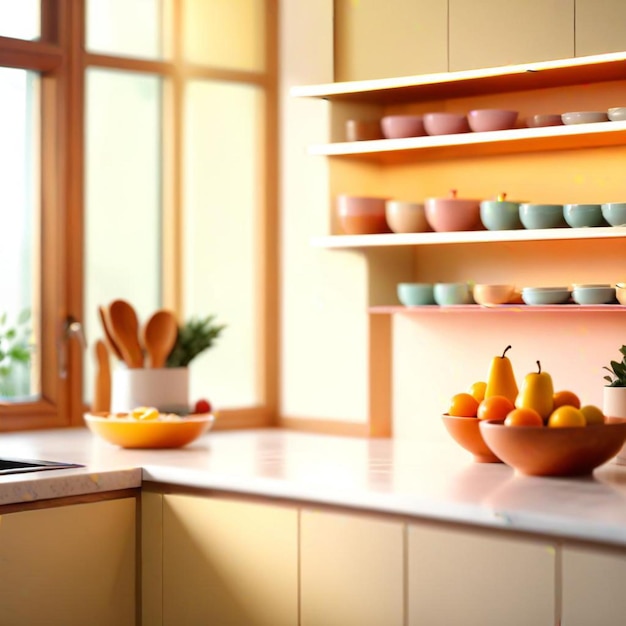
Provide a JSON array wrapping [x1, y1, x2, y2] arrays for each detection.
[[2, 426, 626, 548]]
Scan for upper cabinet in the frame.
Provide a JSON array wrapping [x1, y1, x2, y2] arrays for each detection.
[[576, 0, 626, 57], [449, 0, 574, 71]]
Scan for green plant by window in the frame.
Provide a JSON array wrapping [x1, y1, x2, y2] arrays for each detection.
[[166, 315, 226, 368], [0, 309, 33, 397], [603, 345, 626, 387]]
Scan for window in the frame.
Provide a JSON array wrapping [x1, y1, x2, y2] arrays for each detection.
[[0, 0, 278, 430]]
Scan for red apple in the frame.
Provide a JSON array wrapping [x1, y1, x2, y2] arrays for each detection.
[[194, 398, 212, 414]]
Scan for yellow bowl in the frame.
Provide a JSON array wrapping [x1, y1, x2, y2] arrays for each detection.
[[84, 412, 215, 449]]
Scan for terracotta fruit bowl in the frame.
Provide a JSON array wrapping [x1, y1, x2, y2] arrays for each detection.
[[479, 419, 626, 476], [441, 414, 502, 463], [84, 412, 215, 449]]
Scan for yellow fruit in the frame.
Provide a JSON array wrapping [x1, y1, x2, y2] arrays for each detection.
[[547, 405, 586, 428], [469, 381, 487, 403], [448, 393, 479, 417], [131, 406, 160, 421], [580, 404, 605, 425]]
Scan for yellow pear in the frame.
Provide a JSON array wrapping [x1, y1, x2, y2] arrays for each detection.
[[515, 360, 554, 420], [484, 345, 519, 403]]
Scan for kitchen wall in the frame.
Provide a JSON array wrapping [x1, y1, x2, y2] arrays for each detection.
[[280, 0, 626, 443]]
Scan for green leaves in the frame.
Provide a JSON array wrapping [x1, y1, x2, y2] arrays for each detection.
[[165, 314, 226, 368], [604, 345, 626, 387], [0, 308, 33, 396]]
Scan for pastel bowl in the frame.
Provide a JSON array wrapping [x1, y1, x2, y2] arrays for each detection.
[[563, 203, 604, 228], [601, 202, 626, 227], [521, 286, 571, 305], [84, 412, 215, 449], [425, 190, 481, 232], [608, 107, 626, 122], [571, 285, 616, 305], [615, 283, 626, 305], [381, 115, 426, 139], [385, 200, 431, 233], [473, 284, 516, 306], [345, 119, 383, 142], [561, 111, 609, 125], [519, 203, 566, 229], [434, 282, 472, 305], [441, 414, 502, 463], [480, 198, 523, 230], [337, 195, 389, 235], [397, 282, 435, 306], [479, 419, 626, 476], [525, 113, 563, 128], [423, 112, 470, 136], [468, 109, 518, 132]]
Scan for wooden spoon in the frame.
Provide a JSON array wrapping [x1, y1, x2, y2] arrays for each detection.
[[92, 339, 111, 413], [107, 300, 144, 368], [98, 305, 123, 362], [142, 310, 178, 368]]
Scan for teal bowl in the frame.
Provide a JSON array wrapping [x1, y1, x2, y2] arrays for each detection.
[[434, 282, 471, 305], [563, 204, 604, 228], [397, 283, 435, 306], [519, 203, 566, 229], [601, 203, 626, 227], [480, 200, 523, 230]]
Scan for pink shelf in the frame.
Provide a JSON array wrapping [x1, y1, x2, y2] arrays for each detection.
[[370, 304, 626, 314]]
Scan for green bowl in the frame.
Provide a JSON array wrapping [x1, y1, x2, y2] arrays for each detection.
[[397, 283, 435, 306]]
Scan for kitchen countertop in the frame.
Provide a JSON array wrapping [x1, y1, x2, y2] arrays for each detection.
[[2, 426, 626, 548]]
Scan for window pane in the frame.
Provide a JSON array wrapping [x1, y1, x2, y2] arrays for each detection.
[[0, 68, 40, 400], [183, 0, 266, 71], [86, 0, 169, 60], [85, 69, 162, 402], [0, 0, 40, 40], [184, 81, 264, 407]]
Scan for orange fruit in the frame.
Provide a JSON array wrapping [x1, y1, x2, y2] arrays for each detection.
[[547, 405, 586, 428], [580, 404, 605, 425], [468, 381, 487, 403], [448, 392, 479, 417], [504, 407, 543, 427], [477, 395, 515, 421], [553, 390, 581, 410]]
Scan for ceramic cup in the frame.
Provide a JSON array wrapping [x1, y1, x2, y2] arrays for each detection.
[[111, 367, 189, 414]]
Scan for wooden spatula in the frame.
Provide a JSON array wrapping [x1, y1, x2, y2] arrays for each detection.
[[93, 339, 111, 413]]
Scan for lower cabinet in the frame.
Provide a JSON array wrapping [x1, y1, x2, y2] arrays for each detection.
[[158, 493, 298, 626], [561, 544, 626, 626], [0, 497, 136, 626], [300, 509, 404, 626], [407, 523, 556, 626]]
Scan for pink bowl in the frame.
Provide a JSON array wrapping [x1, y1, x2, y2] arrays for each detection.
[[337, 195, 388, 235], [381, 115, 426, 139], [425, 190, 482, 232], [423, 112, 470, 136], [468, 109, 518, 132]]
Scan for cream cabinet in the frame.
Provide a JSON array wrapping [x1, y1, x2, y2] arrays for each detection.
[[300, 508, 404, 626], [157, 493, 298, 626], [407, 522, 556, 625], [561, 543, 626, 625], [0, 497, 136, 626], [334, 0, 448, 81], [576, 0, 626, 57], [448, 0, 574, 71]]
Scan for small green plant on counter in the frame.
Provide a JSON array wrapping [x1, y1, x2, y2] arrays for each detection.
[[0, 309, 33, 397], [603, 345, 626, 387], [166, 314, 226, 368]]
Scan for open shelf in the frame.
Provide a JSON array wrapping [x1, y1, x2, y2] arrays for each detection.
[[371, 304, 626, 314], [311, 226, 626, 249], [291, 51, 626, 105], [308, 120, 626, 164]]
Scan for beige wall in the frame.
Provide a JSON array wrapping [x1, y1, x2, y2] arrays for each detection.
[[280, 1, 626, 441]]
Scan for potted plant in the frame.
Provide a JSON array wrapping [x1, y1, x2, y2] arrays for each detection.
[[603, 345, 626, 417]]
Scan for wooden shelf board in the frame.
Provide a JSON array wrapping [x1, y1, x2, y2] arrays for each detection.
[[311, 226, 626, 249], [291, 52, 626, 105], [308, 121, 626, 164], [370, 304, 626, 314]]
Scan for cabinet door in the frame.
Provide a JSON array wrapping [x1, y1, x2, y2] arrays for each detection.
[[300, 508, 404, 626], [407, 523, 555, 625], [576, 0, 626, 57], [562, 544, 626, 625], [0, 498, 136, 626], [162, 494, 298, 626], [449, 0, 574, 71], [334, 0, 448, 81]]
